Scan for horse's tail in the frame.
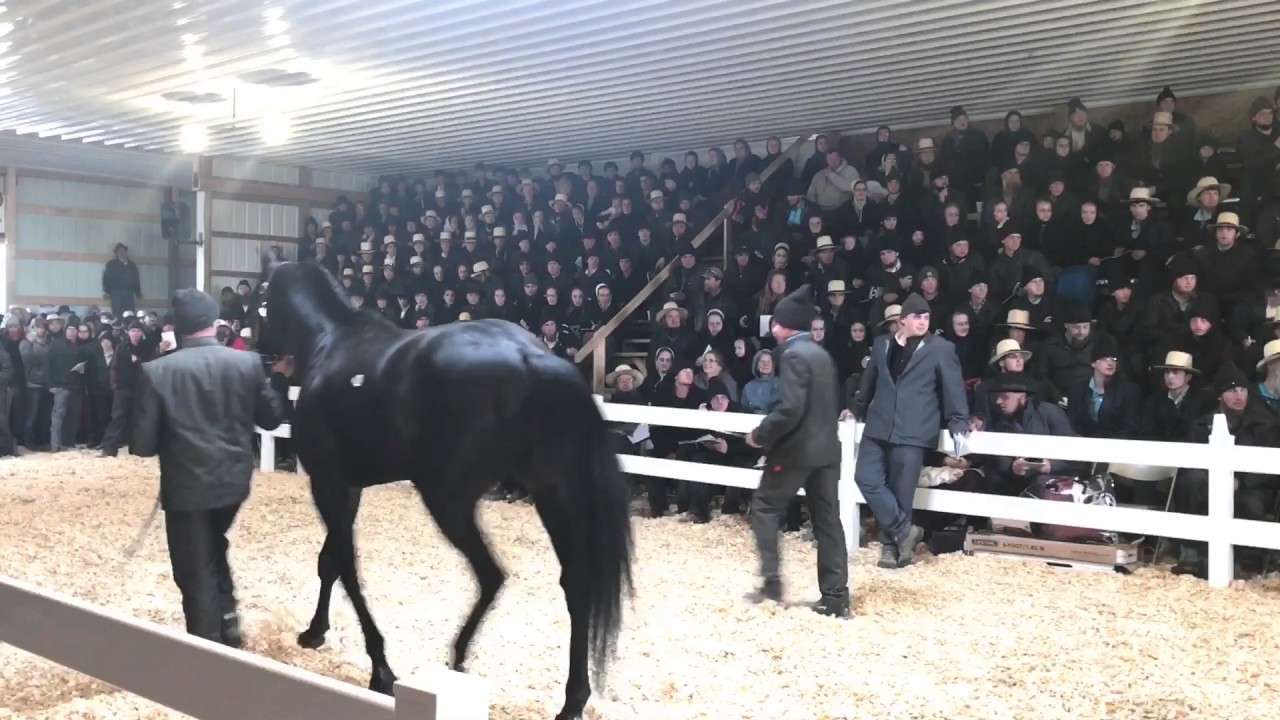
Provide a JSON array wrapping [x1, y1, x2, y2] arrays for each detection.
[[564, 387, 634, 678]]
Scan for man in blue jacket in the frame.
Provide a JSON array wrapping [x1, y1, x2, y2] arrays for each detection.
[[855, 292, 970, 569]]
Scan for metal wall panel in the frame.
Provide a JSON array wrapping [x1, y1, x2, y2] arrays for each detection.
[[211, 236, 297, 274], [17, 176, 163, 215], [0, 136, 192, 188], [212, 158, 301, 186], [211, 199, 299, 238], [16, 214, 168, 259], [311, 170, 375, 193], [15, 258, 168, 301]]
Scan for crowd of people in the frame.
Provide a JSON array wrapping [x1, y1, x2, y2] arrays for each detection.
[[6, 85, 1280, 580]]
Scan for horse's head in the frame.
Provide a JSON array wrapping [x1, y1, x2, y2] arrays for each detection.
[[256, 249, 355, 365]]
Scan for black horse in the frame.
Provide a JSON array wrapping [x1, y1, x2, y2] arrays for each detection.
[[258, 254, 633, 720]]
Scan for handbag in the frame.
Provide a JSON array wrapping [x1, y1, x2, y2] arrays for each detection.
[[1022, 474, 1118, 543]]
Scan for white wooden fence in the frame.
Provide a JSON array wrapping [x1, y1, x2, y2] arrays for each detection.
[[0, 576, 488, 719], [595, 398, 1280, 590]]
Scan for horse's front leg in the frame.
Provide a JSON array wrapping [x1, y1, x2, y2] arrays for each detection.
[[297, 530, 340, 649]]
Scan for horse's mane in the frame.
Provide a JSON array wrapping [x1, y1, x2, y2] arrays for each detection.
[[274, 261, 362, 328]]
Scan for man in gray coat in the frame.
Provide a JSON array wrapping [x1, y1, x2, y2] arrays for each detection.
[[132, 289, 290, 647], [855, 292, 970, 569], [746, 284, 849, 617]]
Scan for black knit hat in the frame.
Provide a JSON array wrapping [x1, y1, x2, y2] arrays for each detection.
[[900, 292, 930, 317], [1215, 362, 1249, 395], [772, 285, 817, 331], [170, 289, 220, 336]]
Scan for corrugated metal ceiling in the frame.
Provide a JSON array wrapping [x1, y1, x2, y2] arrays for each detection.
[[0, 0, 1277, 176]]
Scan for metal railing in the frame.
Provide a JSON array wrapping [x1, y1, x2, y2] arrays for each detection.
[[574, 133, 815, 390]]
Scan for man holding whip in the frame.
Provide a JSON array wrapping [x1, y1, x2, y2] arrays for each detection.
[[745, 284, 849, 618], [131, 289, 291, 647]]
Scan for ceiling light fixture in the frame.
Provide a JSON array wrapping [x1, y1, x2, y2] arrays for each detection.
[[260, 115, 290, 146], [179, 123, 207, 153]]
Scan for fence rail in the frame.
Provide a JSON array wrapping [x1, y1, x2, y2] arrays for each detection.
[[596, 398, 1280, 589], [0, 576, 488, 720]]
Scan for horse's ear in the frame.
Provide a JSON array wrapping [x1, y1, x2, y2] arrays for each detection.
[[261, 247, 283, 285]]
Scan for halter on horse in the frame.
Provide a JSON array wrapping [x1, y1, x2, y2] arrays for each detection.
[[258, 254, 633, 720]]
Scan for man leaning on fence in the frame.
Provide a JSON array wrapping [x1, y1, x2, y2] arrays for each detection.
[[130, 289, 291, 647], [744, 284, 849, 618], [854, 292, 971, 570]]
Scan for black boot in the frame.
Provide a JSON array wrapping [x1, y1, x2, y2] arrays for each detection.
[[221, 612, 244, 649], [811, 592, 850, 618], [744, 579, 783, 604]]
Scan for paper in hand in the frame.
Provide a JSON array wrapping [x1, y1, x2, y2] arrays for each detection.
[[161, 331, 176, 347], [950, 431, 972, 457]]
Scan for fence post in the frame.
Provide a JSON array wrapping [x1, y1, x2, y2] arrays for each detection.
[[837, 420, 858, 551], [1205, 412, 1236, 588], [393, 672, 489, 720]]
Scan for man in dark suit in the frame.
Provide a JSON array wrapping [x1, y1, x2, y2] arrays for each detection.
[[132, 289, 289, 647], [745, 284, 849, 617], [855, 292, 970, 569]]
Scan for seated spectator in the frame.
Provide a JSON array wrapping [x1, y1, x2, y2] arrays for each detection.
[[1140, 351, 1209, 441], [741, 349, 779, 413], [972, 339, 1038, 425], [980, 372, 1082, 495], [674, 379, 756, 522], [694, 349, 739, 402], [1066, 335, 1141, 439], [1172, 363, 1280, 578]]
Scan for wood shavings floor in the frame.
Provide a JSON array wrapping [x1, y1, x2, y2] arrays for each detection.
[[2, 450, 1280, 720]]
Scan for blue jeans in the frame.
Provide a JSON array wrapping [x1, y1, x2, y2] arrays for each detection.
[[50, 387, 75, 449], [853, 438, 926, 547]]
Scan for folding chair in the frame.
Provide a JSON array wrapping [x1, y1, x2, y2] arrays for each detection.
[[1108, 462, 1177, 561]]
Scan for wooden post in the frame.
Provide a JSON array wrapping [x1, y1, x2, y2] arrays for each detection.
[[393, 673, 489, 720], [722, 214, 730, 264], [1206, 412, 1236, 588], [592, 342, 607, 393]]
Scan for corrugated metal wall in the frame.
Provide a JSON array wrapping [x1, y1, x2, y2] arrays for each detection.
[[10, 173, 176, 311]]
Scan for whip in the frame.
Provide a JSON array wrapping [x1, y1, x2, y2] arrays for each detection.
[[122, 492, 162, 559]]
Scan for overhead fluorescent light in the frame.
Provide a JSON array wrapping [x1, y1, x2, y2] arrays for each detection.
[[260, 115, 290, 146], [179, 123, 207, 153]]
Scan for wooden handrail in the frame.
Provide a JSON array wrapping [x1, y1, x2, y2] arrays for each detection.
[[574, 131, 814, 366]]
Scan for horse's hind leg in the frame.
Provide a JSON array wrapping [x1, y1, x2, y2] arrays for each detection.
[[423, 493, 505, 673], [299, 487, 361, 650], [533, 494, 592, 720], [313, 483, 396, 694]]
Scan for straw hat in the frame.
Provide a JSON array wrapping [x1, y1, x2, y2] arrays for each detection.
[[549, 193, 569, 207], [490, 184, 504, 195], [1187, 176, 1231, 207], [464, 230, 478, 240], [409, 255, 423, 266], [657, 301, 688, 324], [411, 233, 426, 243], [880, 304, 902, 326], [916, 138, 935, 153], [1209, 212, 1248, 233], [361, 265, 375, 274], [605, 364, 645, 387], [383, 234, 396, 245], [815, 235, 836, 251], [1127, 187, 1161, 205], [1256, 339, 1280, 371], [493, 226, 507, 238], [672, 213, 688, 224], [989, 339, 1032, 365], [648, 190, 664, 202], [472, 261, 490, 276], [480, 205, 495, 215], [342, 267, 354, 277], [1000, 309, 1035, 330], [1152, 111, 1174, 127], [1154, 350, 1199, 374], [826, 279, 850, 295], [457, 312, 473, 322], [440, 231, 453, 241], [360, 242, 374, 253]]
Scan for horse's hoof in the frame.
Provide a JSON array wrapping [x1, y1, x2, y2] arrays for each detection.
[[369, 666, 398, 695], [296, 630, 326, 650]]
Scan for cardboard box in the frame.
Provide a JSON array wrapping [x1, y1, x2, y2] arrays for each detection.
[[964, 530, 1143, 569]]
